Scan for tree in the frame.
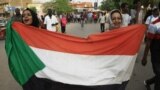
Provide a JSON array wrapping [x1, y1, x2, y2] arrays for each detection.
[[100, 0, 119, 11], [42, 0, 73, 14], [29, 7, 37, 13], [42, 0, 56, 13], [100, 0, 158, 11], [54, 0, 73, 14]]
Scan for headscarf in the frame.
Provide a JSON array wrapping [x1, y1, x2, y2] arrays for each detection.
[[108, 9, 123, 30]]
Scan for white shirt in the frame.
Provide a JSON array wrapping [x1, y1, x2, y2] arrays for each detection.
[[122, 14, 131, 27], [145, 15, 159, 25], [99, 15, 106, 23], [44, 15, 58, 32], [130, 9, 136, 19], [148, 21, 160, 34]]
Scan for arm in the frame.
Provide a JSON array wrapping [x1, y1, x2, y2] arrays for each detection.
[[52, 16, 59, 26], [52, 23, 58, 26], [44, 16, 47, 29]]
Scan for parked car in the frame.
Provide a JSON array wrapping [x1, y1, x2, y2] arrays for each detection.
[[0, 18, 7, 40]]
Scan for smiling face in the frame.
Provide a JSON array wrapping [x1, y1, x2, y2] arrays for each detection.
[[111, 12, 122, 29], [22, 10, 33, 26]]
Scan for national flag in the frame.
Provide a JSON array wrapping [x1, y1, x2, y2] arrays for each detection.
[[5, 22, 146, 89]]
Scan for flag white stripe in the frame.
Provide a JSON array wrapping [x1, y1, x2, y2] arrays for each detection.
[[30, 47, 137, 86]]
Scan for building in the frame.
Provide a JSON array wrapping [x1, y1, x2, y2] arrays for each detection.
[[70, 2, 93, 12], [0, 0, 32, 16]]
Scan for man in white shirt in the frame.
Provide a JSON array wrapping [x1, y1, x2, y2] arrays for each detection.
[[99, 12, 106, 32], [145, 8, 159, 26], [44, 9, 58, 32], [121, 2, 131, 27]]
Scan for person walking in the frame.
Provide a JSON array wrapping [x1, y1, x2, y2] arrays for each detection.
[[80, 12, 85, 28], [142, 7, 159, 90], [99, 12, 106, 32], [141, 5, 160, 90], [60, 15, 67, 33], [44, 9, 58, 32]]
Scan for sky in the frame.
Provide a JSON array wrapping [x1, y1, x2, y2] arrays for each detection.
[[71, 0, 103, 6]]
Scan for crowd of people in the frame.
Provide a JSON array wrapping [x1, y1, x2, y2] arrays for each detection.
[[6, 0, 160, 90]]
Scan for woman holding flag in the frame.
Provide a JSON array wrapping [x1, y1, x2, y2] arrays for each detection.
[[108, 9, 123, 30], [21, 8, 55, 90], [108, 9, 130, 90], [6, 7, 146, 90]]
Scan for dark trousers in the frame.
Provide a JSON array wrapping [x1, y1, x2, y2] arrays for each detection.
[[150, 39, 160, 90], [146, 76, 155, 85], [61, 26, 66, 33], [100, 23, 105, 32], [23, 75, 128, 90]]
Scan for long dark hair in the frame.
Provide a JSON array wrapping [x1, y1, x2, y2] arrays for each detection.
[[22, 8, 40, 27]]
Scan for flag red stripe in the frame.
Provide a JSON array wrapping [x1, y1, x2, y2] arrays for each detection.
[[12, 22, 146, 55], [152, 18, 160, 24]]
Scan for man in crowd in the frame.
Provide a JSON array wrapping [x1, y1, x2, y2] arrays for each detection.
[[121, 2, 131, 26], [12, 8, 22, 22], [142, 3, 160, 90], [44, 9, 58, 32]]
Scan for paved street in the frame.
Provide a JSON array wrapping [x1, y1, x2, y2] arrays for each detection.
[[0, 23, 154, 90]]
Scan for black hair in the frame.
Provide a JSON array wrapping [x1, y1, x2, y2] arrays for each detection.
[[22, 8, 40, 27], [133, 0, 141, 5], [152, 8, 159, 13], [121, 2, 128, 9], [47, 9, 53, 15]]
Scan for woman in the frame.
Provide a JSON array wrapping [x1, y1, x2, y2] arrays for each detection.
[[108, 9, 130, 90], [108, 9, 123, 30], [60, 14, 67, 33], [21, 8, 54, 90], [22, 8, 40, 27]]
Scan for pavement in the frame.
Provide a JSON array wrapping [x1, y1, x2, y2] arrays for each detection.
[[0, 23, 154, 90]]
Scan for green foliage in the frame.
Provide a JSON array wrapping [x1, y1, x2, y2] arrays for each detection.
[[42, 0, 73, 14], [100, 0, 119, 11], [54, 0, 73, 14], [43, 1, 56, 13], [100, 0, 158, 11], [29, 7, 37, 13]]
